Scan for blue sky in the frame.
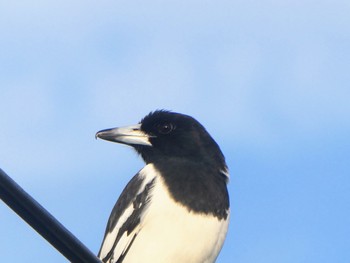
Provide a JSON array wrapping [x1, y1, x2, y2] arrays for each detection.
[[1, 1, 350, 262]]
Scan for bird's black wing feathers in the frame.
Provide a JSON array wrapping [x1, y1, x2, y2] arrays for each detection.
[[98, 173, 155, 263]]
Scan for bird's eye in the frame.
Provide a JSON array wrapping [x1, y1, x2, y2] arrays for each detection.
[[156, 122, 175, 134]]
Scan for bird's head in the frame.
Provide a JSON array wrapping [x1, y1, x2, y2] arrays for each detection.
[[96, 110, 227, 172]]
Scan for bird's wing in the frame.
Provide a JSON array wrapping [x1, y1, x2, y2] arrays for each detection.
[[98, 171, 156, 263]]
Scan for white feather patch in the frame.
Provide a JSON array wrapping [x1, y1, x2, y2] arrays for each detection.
[[119, 165, 229, 263], [99, 164, 158, 261], [100, 164, 229, 263]]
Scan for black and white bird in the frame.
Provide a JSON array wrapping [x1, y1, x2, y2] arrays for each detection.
[[96, 110, 230, 263]]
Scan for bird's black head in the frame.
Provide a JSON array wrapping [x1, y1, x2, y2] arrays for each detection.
[[96, 110, 228, 177]]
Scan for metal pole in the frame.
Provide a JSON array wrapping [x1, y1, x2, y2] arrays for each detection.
[[0, 168, 101, 263]]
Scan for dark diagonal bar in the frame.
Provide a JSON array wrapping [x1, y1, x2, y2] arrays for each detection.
[[0, 169, 101, 263]]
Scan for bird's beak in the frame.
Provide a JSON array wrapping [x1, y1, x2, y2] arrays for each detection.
[[95, 124, 152, 146]]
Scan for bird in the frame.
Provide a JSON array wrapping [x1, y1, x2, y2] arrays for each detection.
[[95, 110, 230, 263]]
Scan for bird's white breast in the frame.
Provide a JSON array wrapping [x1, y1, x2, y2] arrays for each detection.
[[121, 164, 229, 263]]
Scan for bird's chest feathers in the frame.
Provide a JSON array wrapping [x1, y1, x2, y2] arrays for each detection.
[[129, 169, 228, 263]]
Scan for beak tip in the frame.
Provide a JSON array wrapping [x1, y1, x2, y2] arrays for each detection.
[[95, 131, 100, 140]]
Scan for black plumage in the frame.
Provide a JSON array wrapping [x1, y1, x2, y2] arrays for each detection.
[[96, 110, 230, 263]]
